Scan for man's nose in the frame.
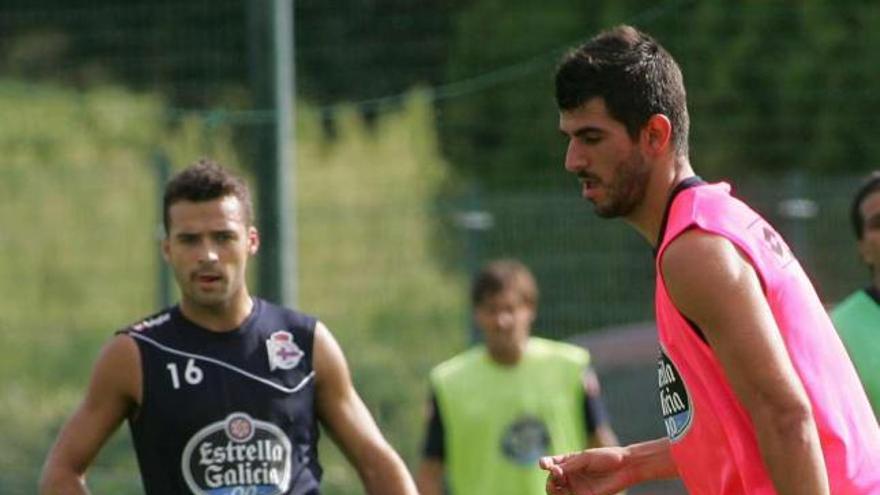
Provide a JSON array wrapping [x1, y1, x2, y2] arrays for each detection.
[[494, 311, 513, 327], [197, 241, 220, 263], [564, 139, 585, 173]]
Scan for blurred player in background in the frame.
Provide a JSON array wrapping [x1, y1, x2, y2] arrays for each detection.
[[831, 171, 880, 419], [416, 258, 620, 495], [40, 159, 418, 495], [541, 25, 880, 494]]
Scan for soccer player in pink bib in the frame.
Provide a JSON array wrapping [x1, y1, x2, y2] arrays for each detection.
[[541, 25, 880, 495]]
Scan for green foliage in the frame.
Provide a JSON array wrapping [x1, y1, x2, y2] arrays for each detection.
[[441, 0, 880, 184], [0, 80, 162, 491], [439, 0, 594, 189], [296, 91, 468, 492], [6, 1, 879, 182], [688, 1, 880, 176], [0, 82, 466, 493], [0, 0, 248, 107], [295, 0, 461, 105]]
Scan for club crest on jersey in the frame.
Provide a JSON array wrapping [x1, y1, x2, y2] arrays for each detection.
[[181, 412, 292, 495], [266, 330, 303, 371], [500, 415, 551, 465], [658, 347, 694, 442]]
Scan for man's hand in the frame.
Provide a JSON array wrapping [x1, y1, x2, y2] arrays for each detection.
[[540, 438, 678, 495], [539, 447, 630, 495]]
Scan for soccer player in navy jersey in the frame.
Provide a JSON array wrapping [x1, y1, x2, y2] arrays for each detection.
[[40, 159, 418, 495]]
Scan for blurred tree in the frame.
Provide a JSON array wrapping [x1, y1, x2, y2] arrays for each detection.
[[2, 0, 880, 179], [294, 0, 466, 141], [295, 0, 464, 105], [0, 0, 463, 111], [438, 0, 880, 185], [437, 0, 599, 190], [0, 0, 247, 107]]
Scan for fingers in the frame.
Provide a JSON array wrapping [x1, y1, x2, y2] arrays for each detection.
[[541, 461, 569, 495], [539, 453, 570, 470], [552, 449, 599, 470], [539, 452, 574, 494], [545, 471, 570, 495]]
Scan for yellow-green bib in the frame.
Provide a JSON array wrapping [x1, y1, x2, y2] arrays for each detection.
[[431, 337, 589, 495]]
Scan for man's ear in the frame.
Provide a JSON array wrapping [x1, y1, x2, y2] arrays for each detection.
[[248, 226, 260, 255], [641, 114, 673, 156]]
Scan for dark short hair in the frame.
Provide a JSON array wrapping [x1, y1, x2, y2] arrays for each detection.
[[850, 171, 880, 240], [162, 158, 253, 234], [471, 259, 538, 308], [555, 25, 690, 156]]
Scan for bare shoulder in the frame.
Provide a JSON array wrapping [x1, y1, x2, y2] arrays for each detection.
[[90, 333, 141, 406], [99, 333, 140, 370], [312, 321, 350, 386], [313, 321, 343, 362], [661, 229, 759, 319], [103, 332, 139, 357], [312, 320, 332, 344], [661, 230, 744, 281]]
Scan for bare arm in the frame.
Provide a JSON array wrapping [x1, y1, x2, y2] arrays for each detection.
[[415, 458, 444, 495], [313, 322, 418, 495], [40, 334, 141, 495], [661, 230, 829, 494]]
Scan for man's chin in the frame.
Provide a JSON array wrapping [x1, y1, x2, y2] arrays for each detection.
[[592, 198, 637, 219], [188, 292, 229, 308], [593, 204, 621, 219]]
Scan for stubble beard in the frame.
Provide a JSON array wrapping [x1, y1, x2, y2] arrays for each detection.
[[594, 150, 651, 219], [185, 288, 228, 312]]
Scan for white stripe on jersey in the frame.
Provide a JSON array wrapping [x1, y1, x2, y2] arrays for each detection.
[[129, 332, 315, 394]]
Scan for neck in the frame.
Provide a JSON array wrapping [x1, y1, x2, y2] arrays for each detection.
[[488, 344, 525, 367], [180, 291, 254, 332], [625, 155, 695, 247]]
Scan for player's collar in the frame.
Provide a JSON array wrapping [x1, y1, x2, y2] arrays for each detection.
[[653, 176, 705, 258]]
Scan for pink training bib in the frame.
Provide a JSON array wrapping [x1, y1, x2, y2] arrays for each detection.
[[654, 181, 880, 494]]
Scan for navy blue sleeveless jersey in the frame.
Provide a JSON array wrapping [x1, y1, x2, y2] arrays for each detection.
[[120, 298, 322, 495]]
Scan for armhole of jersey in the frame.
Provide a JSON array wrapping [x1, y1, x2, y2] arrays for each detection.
[[422, 391, 445, 460], [581, 377, 609, 434], [307, 317, 319, 361], [681, 314, 709, 347], [292, 314, 319, 369]]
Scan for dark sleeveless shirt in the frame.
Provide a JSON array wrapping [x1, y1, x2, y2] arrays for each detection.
[[120, 298, 322, 495]]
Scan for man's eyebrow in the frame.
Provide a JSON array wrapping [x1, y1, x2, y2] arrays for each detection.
[[561, 125, 603, 138], [574, 125, 603, 136]]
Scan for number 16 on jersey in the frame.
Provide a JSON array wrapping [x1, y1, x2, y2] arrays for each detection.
[[166, 358, 204, 389]]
